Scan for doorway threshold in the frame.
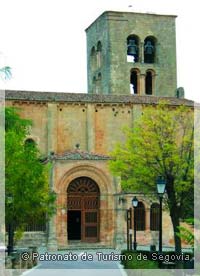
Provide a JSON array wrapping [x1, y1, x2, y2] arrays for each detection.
[[59, 241, 114, 250]]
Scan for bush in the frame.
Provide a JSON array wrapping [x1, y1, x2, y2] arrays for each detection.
[[121, 251, 158, 269], [121, 250, 194, 269]]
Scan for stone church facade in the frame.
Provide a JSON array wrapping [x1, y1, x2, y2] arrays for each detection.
[[5, 11, 193, 250]]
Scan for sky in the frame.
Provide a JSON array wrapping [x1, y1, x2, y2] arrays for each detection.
[[0, 0, 199, 102]]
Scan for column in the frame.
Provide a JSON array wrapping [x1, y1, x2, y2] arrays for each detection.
[[140, 42, 144, 63], [47, 159, 58, 251], [140, 73, 146, 95], [86, 104, 95, 152], [47, 103, 57, 154], [114, 198, 126, 249], [47, 215, 58, 251]]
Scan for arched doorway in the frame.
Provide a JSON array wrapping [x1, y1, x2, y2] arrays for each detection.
[[67, 177, 100, 242]]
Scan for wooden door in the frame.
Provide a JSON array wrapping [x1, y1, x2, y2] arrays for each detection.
[[67, 177, 99, 242]]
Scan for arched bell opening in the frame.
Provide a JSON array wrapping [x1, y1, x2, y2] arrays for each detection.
[[144, 36, 156, 64], [127, 35, 140, 62]]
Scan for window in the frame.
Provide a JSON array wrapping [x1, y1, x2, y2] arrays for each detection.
[[90, 46, 96, 70], [150, 203, 160, 231], [92, 76, 97, 93], [135, 201, 145, 230], [97, 41, 102, 68], [130, 69, 140, 94], [127, 35, 139, 62], [144, 36, 156, 63], [145, 71, 153, 95], [24, 138, 36, 148]]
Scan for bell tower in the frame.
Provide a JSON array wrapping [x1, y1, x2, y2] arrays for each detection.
[[86, 11, 177, 97]]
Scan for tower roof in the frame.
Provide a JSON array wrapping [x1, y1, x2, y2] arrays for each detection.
[[85, 10, 177, 32]]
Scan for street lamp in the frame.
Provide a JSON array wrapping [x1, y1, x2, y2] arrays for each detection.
[[156, 176, 166, 253], [132, 196, 138, 251], [6, 195, 14, 255]]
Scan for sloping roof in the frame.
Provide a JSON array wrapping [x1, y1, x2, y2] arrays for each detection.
[[5, 90, 194, 106], [85, 10, 177, 32], [52, 150, 111, 161]]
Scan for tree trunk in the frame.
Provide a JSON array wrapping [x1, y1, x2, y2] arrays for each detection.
[[170, 211, 182, 254], [7, 223, 14, 255], [166, 177, 182, 253]]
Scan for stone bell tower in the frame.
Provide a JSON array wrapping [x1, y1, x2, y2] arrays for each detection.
[[86, 11, 177, 96]]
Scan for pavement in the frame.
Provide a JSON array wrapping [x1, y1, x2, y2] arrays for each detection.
[[20, 248, 127, 276]]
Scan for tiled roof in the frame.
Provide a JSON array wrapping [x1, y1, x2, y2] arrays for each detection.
[[5, 90, 194, 106], [51, 150, 111, 161]]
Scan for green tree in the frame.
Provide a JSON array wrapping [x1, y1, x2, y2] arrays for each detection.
[[0, 66, 11, 80], [110, 102, 194, 254], [5, 107, 56, 252]]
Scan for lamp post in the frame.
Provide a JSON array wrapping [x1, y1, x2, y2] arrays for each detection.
[[6, 195, 14, 255], [132, 196, 138, 251], [156, 176, 166, 253]]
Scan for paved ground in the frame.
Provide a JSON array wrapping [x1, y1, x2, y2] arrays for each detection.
[[21, 248, 126, 276]]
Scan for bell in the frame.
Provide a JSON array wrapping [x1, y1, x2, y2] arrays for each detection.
[[127, 45, 137, 55], [127, 40, 137, 55]]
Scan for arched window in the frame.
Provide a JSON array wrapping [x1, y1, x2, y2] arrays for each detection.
[[98, 72, 102, 80], [90, 46, 96, 70], [92, 76, 97, 94], [97, 41, 102, 68], [130, 69, 140, 94], [96, 73, 102, 94], [24, 138, 36, 148], [145, 70, 153, 95], [144, 36, 156, 63], [135, 201, 145, 231], [127, 35, 139, 62], [150, 203, 160, 231]]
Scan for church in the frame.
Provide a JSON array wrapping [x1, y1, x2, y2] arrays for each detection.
[[5, 11, 193, 250]]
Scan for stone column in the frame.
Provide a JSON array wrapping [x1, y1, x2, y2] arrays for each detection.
[[47, 215, 58, 251], [140, 42, 144, 63], [140, 73, 146, 95], [47, 103, 57, 154], [114, 193, 126, 249], [47, 158, 58, 251], [86, 104, 95, 152], [155, 42, 160, 64]]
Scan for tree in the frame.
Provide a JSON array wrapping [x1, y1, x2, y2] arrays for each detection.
[[0, 66, 12, 80], [110, 102, 194, 254], [5, 107, 56, 253]]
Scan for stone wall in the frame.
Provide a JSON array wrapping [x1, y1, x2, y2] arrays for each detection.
[[15, 232, 47, 248], [86, 11, 177, 96], [5, 91, 194, 249]]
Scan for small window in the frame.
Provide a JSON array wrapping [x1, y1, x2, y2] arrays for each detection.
[[90, 46, 96, 70], [98, 72, 102, 80], [145, 71, 153, 95], [150, 203, 160, 231], [135, 201, 145, 231], [127, 35, 139, 62], [92, 76, 97, 94], [24, 138, 36, 149], [97, 41, 102, 68], [144, 36, 156, 63], [130, 69, 139, 94]]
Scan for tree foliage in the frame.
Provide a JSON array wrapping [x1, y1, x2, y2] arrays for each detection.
[[110, 102, 194, 252], [0, 66, 12, 80], [5, 107, 56, 230]]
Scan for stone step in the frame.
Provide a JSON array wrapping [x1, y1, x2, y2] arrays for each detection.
[[58, 243, 114, 250]]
